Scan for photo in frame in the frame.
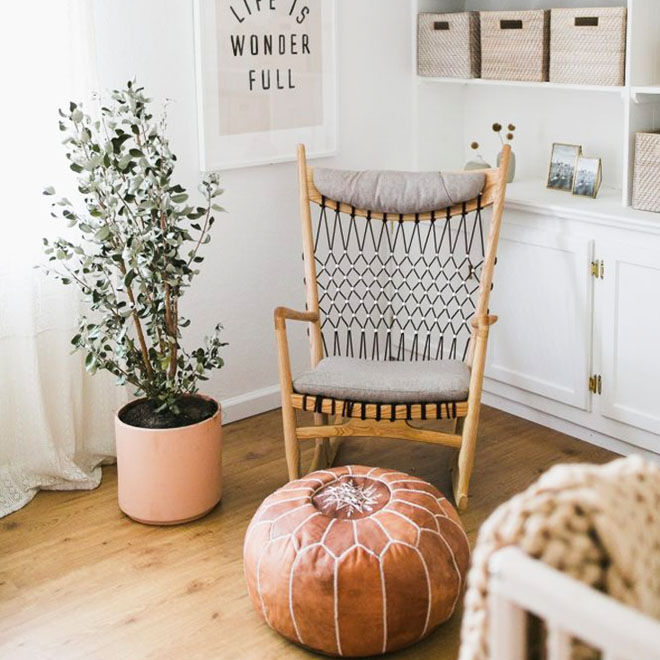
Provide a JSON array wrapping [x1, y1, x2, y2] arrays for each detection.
[[194, 0, 337, 170], [573, 156, 602, 198], [547, 143, 582, 192]]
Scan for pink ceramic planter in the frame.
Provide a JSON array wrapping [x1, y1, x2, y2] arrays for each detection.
[[115, 396, 222, 525]]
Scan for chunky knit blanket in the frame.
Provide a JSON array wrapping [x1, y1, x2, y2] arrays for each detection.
[[459, 456, 660, 660]]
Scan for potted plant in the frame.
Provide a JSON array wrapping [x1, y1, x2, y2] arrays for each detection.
[[42, 81, 227, 525]]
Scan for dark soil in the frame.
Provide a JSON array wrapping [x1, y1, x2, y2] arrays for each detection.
[[119, 396, 218, 429]]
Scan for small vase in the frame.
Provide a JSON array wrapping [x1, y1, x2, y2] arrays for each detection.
[[497, 149, 516, 183], [464, 155, 492, 171]]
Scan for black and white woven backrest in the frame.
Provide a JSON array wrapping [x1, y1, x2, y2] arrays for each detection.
[[311, 197, 486, 363]]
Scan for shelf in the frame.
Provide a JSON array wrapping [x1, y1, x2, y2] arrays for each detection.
[[630, 86, 660, 103], [504, 180, 660, 233], [417, 76, 626, 95]]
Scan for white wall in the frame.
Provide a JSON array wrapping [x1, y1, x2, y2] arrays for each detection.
[[92, 0, 414, 422]]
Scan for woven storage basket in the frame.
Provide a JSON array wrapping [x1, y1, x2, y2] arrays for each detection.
[[417, 12, 480, 78], [632, 131, 660, 213], [550, 8, 627, 86], [480, 10, 550, 82]]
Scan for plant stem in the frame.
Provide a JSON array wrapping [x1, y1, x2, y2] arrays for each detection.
[[159, 210, 178, 381], [117, 259, 153, 377]]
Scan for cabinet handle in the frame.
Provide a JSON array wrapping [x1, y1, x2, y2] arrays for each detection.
[[433, 21, 450, 30]]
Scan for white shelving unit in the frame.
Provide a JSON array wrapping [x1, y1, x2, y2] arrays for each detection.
[[411, 0, 660, 213], [411, 1, 660, 459]]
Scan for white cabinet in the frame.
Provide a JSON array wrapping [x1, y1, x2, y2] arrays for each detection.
[[599, 243, 660, 436], [487, 225, 594, 410], [483, 206, 660, 458]]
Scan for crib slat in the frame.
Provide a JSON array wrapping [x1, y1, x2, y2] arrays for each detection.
[[546, 625, 571, 660], [488, 590, 526, 660]]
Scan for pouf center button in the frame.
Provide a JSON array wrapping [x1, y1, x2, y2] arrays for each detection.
[[312, 475, 391, 519]]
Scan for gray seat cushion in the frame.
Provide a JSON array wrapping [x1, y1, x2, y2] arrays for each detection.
[[313, 168, 485, 214], [292, 357, 470, 403]]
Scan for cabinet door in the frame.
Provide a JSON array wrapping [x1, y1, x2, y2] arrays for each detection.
[[599, 243, 660, 435], [486, 224, 594, 410]]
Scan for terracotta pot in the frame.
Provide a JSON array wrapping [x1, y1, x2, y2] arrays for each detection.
[[115, 395, 222, 525]]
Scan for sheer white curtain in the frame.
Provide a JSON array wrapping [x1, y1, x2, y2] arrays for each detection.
[[0, 1, 127, 517]]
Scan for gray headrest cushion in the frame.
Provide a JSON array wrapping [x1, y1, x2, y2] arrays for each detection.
[[313, 169, 486, 214]]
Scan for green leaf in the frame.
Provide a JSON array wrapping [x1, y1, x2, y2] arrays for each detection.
[[84, 352, 98, 374], [43, 186, 56, 196], [94, 226, 110, 241], [124, 269, 137, 288]]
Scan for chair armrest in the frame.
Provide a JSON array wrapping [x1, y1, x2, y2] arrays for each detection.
[[471, 314, 498, 329], [274, 306, 319, 327]]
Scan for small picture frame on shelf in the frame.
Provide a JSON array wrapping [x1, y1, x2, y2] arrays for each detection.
[[572, 156, 602, 199], [547, 143, 582, 192]]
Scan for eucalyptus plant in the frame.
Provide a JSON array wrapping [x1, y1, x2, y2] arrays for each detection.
[[42, 81, 226, 415]]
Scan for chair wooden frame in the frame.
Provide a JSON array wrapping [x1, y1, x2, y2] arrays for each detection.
[[274, 144, 510, 510]]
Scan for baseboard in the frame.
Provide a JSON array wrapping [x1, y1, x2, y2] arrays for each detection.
[[482, 391, 660, 463], [220, 384, 281, 424]]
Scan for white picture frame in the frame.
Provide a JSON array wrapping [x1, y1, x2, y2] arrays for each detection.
[[193, 0, 337, 171]]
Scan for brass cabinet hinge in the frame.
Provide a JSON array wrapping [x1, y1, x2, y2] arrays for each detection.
[[588, 374, 602, 395], [591, 260, 604, 279]]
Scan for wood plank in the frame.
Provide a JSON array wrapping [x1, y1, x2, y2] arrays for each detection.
[[0, 406, 615, 660], [296, 418, 462, 448]]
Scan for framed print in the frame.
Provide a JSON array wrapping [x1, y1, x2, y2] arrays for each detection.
[[572, 156, 602, 199], [194, 0, 337, 170], [547, 143, 582, 192]]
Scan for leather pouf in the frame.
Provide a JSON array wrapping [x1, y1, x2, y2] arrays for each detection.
[[243, 465, 470, 657]]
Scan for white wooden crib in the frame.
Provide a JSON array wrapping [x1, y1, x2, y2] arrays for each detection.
[[488, 548, 660, 660]]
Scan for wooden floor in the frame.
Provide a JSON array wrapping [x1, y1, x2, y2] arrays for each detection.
[[0, 406, 615, 660]]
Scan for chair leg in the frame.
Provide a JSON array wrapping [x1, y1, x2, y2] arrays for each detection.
[[453, 409, 478, 511], [326, 437, 342, 468], [308, 438, 327, 473], [308, 413, 330, 472], [282, 404, 300, 481], [304, 414, 345, 474]]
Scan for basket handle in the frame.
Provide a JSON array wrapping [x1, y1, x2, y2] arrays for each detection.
[[433, 21, 450, 30], [575, 16, 599, 27], [500, 20, 523, 30]]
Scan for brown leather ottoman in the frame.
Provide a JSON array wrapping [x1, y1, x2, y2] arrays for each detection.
[[243, 465, 470, 657]]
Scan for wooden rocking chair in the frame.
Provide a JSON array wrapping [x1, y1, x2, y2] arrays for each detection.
[[274, 144, 510, 509]]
